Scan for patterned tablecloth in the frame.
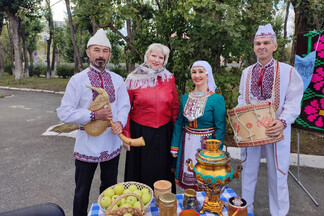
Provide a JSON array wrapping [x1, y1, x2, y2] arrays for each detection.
[[88, 188, 253, 216]]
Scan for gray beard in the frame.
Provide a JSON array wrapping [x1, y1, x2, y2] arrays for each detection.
[[95, 62, 106, 68], [91, 60, 107, 69]]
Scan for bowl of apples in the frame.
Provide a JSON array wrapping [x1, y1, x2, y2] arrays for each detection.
[[98, 181, 153, 216]]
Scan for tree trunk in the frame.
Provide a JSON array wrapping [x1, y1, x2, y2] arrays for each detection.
[[313, 14, 321, 30], [0, 14, 4, 78], [29, 50, 33, 68], [51, 43, 56, 77], [214, 52, 221, 74], [56, 49, 61, 66], [22, 34, 29, 78], [290, 0, 309, 65], [78, 27, 83, 63], [6, 25, 15, 74], [6, 11, 23, 79], [46, 14, 54, 78], [280, 0, 290, 62], [46, 36, 51, 78], [91, 19, 97, 36], [0, 44, 4, 78], [65, 0, 83, 74], [125, 19, 136, 73]]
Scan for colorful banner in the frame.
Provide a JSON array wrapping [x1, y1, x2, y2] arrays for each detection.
[[292, 30, 324, 133]]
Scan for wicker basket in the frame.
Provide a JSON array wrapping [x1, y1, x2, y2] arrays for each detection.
[[106, 193, 144, 216], [98, 181, 154, 215]]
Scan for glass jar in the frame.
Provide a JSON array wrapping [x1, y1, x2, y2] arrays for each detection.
[[182, 189, 199, 211], [159, 193, 177, 216]]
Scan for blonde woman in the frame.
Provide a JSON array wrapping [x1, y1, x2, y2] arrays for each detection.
[[122, 43, 179, 191]]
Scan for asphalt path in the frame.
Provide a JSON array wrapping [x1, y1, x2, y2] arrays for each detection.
[[0, 88, 323, 216]]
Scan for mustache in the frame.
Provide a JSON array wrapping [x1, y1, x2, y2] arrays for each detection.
[[96, 58, 105, 61]]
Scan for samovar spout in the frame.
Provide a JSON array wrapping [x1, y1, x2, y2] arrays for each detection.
[[233, 164, 243, 179], [185, 158, 195, 174]]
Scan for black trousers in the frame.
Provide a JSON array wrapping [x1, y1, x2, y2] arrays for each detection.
[[73, 155, 120, 216]]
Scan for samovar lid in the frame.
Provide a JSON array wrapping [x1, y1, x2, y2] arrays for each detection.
[[195, 139, 230, 164]]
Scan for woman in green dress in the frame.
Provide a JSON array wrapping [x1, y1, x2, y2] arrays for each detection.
[[171, 60, 226, 190]]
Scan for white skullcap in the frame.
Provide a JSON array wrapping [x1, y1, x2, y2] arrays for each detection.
[[255, 24, 276, 40], [87, 28, 111, 49], [191, 60, 217, 92]]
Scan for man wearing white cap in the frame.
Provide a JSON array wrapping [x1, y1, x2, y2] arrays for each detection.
[[57, 29, 130, 216], [236, 24, 303, 215]]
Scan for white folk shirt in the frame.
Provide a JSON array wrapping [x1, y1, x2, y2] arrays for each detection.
[[237, 59, 304, 174], [57, 65, 130, 163]]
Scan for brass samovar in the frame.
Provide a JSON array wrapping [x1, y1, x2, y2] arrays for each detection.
[[185, 139, 242, 216]]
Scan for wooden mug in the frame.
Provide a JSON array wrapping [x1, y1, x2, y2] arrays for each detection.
[[153, 180, 172, 207]]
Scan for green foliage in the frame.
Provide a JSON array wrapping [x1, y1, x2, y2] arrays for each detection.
[[109, 65, 127, 78], [30, 65, 46, 77], [56, 64, 74, 78], [19, 9, 44, 59], [0, 0, 42, 14], [61, 23, 90, 63], [214, 67, 241, 110], [4, 63, 13, 75], [107, 31, 125, 65]]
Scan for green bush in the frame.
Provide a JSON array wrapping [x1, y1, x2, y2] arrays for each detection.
[[214, 67, 241, 110], [29, 65, 47, 77], [110, 65, 127, 78], [56, 65, 74, 78], [4, 64, 13, 75]]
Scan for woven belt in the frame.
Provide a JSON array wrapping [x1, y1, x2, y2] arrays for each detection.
[[184, 125, 215, 136]]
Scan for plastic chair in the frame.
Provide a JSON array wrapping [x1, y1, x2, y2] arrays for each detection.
[[0, 203, 65, 216]]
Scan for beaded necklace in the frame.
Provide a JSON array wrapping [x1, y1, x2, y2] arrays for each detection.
[[192, 90, 209, 97]]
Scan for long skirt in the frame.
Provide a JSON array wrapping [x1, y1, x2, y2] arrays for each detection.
[[124, 120, 175, 192]]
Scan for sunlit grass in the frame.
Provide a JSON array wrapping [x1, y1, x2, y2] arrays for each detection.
[[0, 73, 69, 92]]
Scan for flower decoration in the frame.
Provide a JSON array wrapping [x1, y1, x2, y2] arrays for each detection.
[[245, 122, 253, 129], [314, 35, 324, 58], [232, 122, 240, 133], [233, 197, 244, 206], [312, 67, 324, 94], [304, 98, 324, 127]]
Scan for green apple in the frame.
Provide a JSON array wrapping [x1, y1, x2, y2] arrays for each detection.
[[141, 188, 149, 194], [114, 184, 125, 195], [120, 203, 132, 208], [123, 213, 132, 216], [100, 196, 112, 208], [120, 198, 126, 205], [103, 188, 115, 197], [126, 196, 137, 206], [112, 195, 122, 206], [128, 184, 138, 192], [123, 189, 132, 194], [133, 201, 141, 209], [111, 204, 118, 211], [141, 193, 151, 205], [132, 189, 142, 198]]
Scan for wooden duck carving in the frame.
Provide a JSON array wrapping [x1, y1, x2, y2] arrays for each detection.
[[83, 85, 145, 147]]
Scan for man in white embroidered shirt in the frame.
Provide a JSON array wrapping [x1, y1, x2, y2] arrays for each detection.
[[57, 29, 130, 216], [236, 24, 303, 215]]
